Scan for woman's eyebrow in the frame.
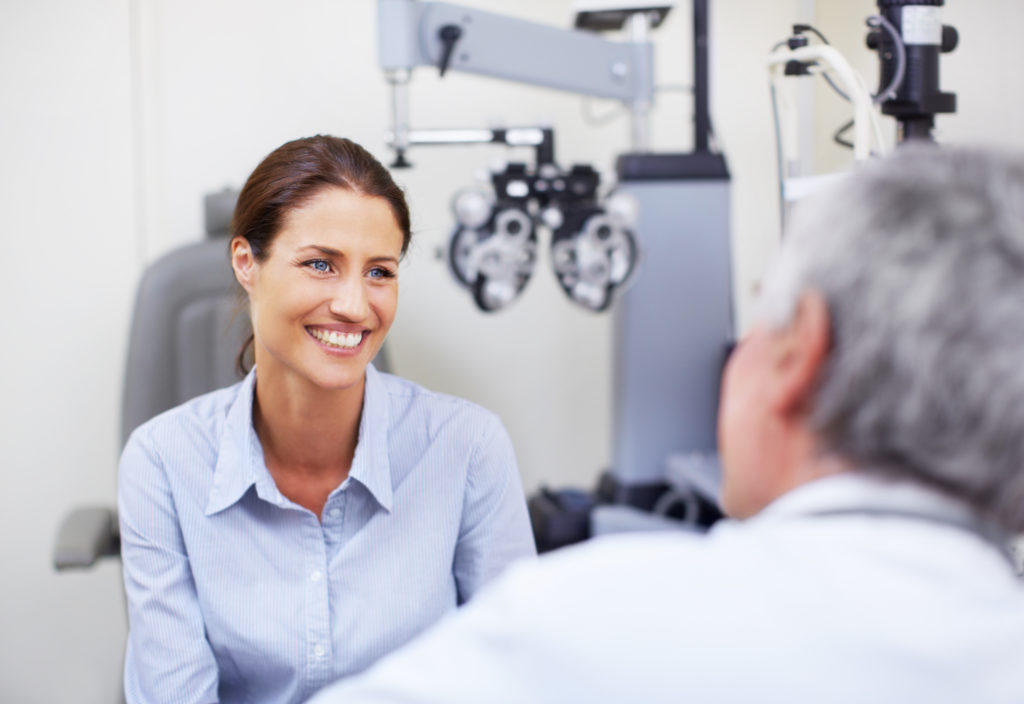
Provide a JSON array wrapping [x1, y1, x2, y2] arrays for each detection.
[[301, 244, 342, 258], [300, 246, 399, 265]]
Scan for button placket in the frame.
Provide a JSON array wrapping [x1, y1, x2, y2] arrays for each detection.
[[322, 491, 348, 563], [305, 517, 332, 690]]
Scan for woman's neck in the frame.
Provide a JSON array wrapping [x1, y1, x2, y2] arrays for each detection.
[[251, 363, 365, 487]]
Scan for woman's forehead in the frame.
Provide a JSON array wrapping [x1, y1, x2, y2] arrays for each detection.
[[272, 189, 403, 253]]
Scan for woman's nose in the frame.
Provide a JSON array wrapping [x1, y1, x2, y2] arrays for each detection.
[[328, 276, 370, 321]]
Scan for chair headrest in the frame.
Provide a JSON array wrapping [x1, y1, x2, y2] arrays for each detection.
[[204, 188, 240, 239]]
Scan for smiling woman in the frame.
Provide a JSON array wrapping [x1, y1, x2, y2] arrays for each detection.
[[116, 136, 537, 704]]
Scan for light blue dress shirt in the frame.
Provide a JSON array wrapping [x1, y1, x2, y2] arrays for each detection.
[[118, 364, 536, 704]]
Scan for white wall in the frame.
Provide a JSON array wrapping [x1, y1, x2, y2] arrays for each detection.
[[1, 2, 137, 702]]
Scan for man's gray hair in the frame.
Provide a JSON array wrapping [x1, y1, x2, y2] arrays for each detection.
[[758, 145, 1024, 533]]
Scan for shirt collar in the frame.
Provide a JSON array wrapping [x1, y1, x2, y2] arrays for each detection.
[[206, 368, 262, 516], [750, 471, 1014, 565], [204, 364, 393, 516], [755, 471, 978, 526], [347, 363, 393, 513]]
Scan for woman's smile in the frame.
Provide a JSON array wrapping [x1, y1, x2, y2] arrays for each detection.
[[306, 325, 368, 353]]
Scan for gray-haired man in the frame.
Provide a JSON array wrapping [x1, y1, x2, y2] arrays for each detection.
[[311, 146, 1024, 703]]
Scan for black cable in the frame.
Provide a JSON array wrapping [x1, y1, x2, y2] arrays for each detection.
[[833, 119, 854, 150], [791, 24, 850, 102], [822, 72, 851, 102], [693, 0, 711, 153], [794, 23, 831, 46], [867, 14, 906, 104]]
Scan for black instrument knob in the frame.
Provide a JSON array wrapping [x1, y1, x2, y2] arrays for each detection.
[[437, 24, 463, 77]]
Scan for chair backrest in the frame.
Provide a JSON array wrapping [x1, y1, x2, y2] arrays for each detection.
[[120, 238, 251, 445]]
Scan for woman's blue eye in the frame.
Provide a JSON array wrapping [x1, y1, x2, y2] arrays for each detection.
[[368, 267, 395, 280], [308, 259, 330, 273]]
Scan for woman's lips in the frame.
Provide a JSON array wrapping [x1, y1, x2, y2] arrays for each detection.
[[306, 326, 367, 350]]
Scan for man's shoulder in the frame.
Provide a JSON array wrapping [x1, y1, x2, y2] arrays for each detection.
[[489, 518, 858, 620], [498, 530, 739, 609]]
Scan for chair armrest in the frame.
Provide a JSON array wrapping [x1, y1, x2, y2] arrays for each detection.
[[53, 506, 120, 570]]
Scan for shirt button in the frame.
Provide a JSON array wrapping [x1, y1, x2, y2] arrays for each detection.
[[328, 508, 341, 518], [310, 570, 322, 582], [314, 644, 325, 658]]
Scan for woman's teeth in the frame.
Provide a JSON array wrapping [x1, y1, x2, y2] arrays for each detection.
[[310, 328, 363, 349]]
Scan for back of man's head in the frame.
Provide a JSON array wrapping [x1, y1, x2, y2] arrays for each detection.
[[757, 145, 1024, 534]]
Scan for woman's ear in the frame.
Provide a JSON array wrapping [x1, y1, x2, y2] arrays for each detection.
[[230, 237, 258, 294]]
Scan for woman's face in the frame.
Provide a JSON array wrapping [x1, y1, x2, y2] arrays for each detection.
[[231, 186, 403, 393]]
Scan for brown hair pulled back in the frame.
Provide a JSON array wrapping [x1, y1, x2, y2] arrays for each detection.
[[232, 135, 411, 374]]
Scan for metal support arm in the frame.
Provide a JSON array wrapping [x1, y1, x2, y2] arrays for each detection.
[[378, 0, 653, 102]]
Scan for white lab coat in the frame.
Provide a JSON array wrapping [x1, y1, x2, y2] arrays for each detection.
[[311, 473, 1024, 703]]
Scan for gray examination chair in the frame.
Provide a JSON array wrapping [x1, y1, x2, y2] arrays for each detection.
[[52, 191, 391, 570], [52, 192, 251, 570]]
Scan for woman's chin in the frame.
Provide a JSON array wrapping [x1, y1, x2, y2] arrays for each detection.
[[307, 364, 368, 392]]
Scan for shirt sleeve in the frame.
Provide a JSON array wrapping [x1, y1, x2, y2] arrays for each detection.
[[118, 426, 220, 704], [452, 413, 537, 604]]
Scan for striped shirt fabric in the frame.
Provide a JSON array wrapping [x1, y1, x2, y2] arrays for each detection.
[[118, 363, 536, 704]]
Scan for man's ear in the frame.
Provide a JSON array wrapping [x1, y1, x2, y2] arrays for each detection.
[[767, 290, 831, 417], [230, 237, 258, 294]]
